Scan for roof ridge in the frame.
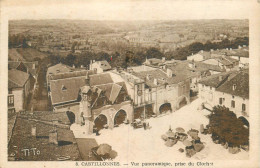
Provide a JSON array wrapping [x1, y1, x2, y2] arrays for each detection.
[[8, 78, 23, 87]]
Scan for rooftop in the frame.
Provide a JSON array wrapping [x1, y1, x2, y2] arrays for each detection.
[[199, 70, 249, 99], [47, 63, 72, 77], [8, 117, 81, 161], [216, 70, 249, 99], [50, 76, 85, 105], [94, 60, 112, 71], [8, 69, 30, 89], [132, 69, 189, 88]]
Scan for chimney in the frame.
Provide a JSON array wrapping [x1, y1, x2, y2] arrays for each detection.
[[162, 57, 165, 62], [49, 129, 58, 145], [232, 84, 236, 91], [154, 78, 158, 85], [31, 125, 36, 137], [166, 69, 173, 77]]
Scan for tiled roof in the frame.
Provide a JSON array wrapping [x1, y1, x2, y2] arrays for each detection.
[[49, 70, 95, 80], [225, 49, 249, 58], [193, 61, 225, 72], [47, 63, 72, 77], [198, 71, 234, 88], [8, 69, 30, 88], [133, 69, 189, 88], [50, 76, 85, 105], [8, 61, 38, 76], [89, 73, 114, 86], [216, 70, 249, 99]]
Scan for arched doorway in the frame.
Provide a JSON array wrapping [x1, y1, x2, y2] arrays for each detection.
[[238, 116, 249, 128], [159, 103, 172, 114], [66, 111, 75, 124], [179, 97, 187, 109], [94, 114, 108, 130], [114, 110, 127, 125]]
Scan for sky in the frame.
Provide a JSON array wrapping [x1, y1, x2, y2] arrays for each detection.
[[1, 0, 251, 20]]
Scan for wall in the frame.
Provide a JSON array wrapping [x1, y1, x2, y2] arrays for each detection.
[[198, 83, 215, 109], [12, 88, 24, 112], [90, 62, 103, 74], [215, 91, 249, 118], [187, 54, 204, 62], [54, 103, 80, 124]]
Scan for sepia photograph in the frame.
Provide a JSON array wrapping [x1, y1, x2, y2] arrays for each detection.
[[1, 0, 260, 168]]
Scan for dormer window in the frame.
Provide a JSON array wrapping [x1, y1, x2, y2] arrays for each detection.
[[61, 85, 67, 91]]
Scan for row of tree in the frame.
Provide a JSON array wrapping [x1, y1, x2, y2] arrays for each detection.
[[43, 36, 249, 69]]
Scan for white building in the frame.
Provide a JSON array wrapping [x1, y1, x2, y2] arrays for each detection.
[[198, 69, 249, 125], [89, 60, 112, 74]]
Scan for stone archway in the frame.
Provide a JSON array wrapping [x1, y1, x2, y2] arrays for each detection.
[[159, 103, 172, 114], [238, 116, 249, 128], [114, 110, 127, 125], [94, 114, 108, 131], [66, 111, 75, 124]]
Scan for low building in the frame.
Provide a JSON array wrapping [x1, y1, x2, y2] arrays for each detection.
[[144, 57, 166, 67], [49, 70, 133, 134], [49, 70, 96, 112], [79, 72, 133, 134], [187, 50, 211, 62], [8, 69, 31, 112], [202, 56, 239, 71], [46, 63, 73, 89], [89, 60, 112, 74], [8, 61, 38, 79], [198, 69, 249, 123], [119, 65, 191, 118]]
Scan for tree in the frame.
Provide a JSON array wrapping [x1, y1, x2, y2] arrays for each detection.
[[146, 47, 164, 59], [65, 54, 76, 66], [208, 106, 249, 147]]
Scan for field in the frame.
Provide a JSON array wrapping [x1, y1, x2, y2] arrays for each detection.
[[9, 48, 48, 61]]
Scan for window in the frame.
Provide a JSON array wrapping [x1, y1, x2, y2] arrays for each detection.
[[219, 98, 222, 105], [8, 95, 14, 106], [242, 104, 246, 111], [231, 100, 235, 108]]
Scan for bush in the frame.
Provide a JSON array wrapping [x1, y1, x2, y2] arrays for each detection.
[[208, 106, 249, 147]]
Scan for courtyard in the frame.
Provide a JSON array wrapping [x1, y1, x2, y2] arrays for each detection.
[[71, 99, 249, 161]]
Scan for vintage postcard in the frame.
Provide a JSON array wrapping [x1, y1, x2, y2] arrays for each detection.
[[0, 0, 260, 168]]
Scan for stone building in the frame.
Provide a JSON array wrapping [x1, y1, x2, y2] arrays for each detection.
[[89, 60, 112, 74], [8, 69, 31, 113], [198, 69, 249, 124], [118, 65, 191, 119]]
